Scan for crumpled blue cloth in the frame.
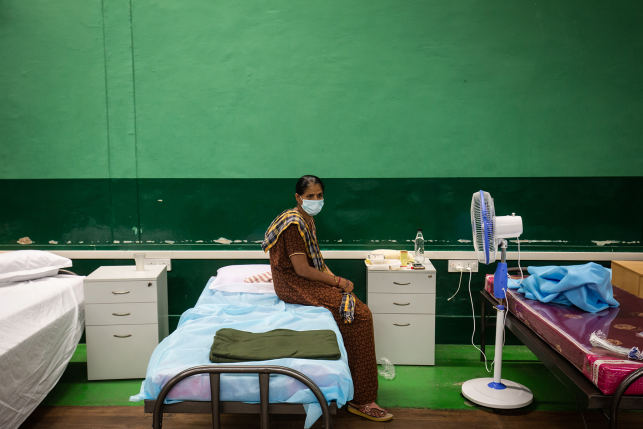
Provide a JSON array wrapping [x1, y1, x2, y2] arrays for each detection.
[[508, 262, 619, 313]]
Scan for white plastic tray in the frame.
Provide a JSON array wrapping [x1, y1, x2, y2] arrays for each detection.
[[365, 259, 402, 270]]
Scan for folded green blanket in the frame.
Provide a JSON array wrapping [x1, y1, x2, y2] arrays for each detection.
[[209, 328, 341, 363]]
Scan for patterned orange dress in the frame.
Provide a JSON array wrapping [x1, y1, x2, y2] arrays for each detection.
[[269, 223, 379, 404]]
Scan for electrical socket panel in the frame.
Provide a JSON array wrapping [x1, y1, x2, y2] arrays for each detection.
[[145, 258, 172, 271], [448, 260, 479, 273]]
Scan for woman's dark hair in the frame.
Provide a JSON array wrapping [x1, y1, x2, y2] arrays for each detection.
[[295, 175, 325, 195]]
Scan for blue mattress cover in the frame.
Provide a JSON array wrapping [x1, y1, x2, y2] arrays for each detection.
[[130, 278, 353, 427]]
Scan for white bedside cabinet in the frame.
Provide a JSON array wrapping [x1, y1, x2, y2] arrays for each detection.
[[367, 262, 436, 365], [84, 265, 168, 380]]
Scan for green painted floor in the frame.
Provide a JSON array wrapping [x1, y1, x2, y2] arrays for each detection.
[[43, 344, 580, 411]]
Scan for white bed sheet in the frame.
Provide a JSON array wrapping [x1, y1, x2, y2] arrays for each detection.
[[0, 275, 85, 429]]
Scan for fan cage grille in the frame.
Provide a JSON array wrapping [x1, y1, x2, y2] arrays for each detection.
[[471, 191, 497, 264]]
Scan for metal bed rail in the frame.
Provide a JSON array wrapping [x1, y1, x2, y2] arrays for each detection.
[[151, 365, 333, 429]]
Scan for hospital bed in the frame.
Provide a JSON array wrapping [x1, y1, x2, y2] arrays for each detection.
[[131, 270, 352, 428], [0, 270, 85, 429], [479, 270, 643, 429]]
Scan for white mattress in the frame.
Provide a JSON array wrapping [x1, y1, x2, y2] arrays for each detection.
[[0, 275, 85, 429]]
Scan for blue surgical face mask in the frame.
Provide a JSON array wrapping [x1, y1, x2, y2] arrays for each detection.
[[301, 199, 324, 216]]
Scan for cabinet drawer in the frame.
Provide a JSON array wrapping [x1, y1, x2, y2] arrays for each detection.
[[368, 293, 435, 314], [373, 314, 435, 365], [86, 324, 159, 380], [84, 280, 157, 304], [86, 303, 158, 326], [367, 272, 435, 294]]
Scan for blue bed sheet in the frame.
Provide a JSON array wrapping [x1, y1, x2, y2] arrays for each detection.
[[130, 278, 353, 427]]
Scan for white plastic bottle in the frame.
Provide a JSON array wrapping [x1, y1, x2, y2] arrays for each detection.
[[414, 229, 425, 265]]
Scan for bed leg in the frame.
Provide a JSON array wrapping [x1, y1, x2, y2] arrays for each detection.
[[210, 373, 221, 429], [608, 366, 643, 429], [259, 373, 270, 429]]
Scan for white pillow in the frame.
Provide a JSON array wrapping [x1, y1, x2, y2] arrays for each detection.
[[209, 264, 275, 294], [209, 265, 272, 287], [210, 282, 276, 295], [0, 250, 72, 283]]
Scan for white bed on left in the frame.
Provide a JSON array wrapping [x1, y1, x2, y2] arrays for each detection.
[[0, 251, 85, 429]]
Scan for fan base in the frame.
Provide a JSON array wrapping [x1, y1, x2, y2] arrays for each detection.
[[461, 378, 533, 409]]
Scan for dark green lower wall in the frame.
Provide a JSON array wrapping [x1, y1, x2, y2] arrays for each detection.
[[70, 258, 611, 345], [1, 177, 638, 343], [1, 177, 642, 250]]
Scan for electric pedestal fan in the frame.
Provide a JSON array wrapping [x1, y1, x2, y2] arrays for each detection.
[[461, 190, 533, 409]]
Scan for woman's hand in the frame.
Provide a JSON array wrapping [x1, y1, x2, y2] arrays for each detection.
[[290, 254, 354, 292], [339, 277, 354, 294]]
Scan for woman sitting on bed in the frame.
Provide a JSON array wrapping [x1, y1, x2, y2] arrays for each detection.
[[262, 175, 393, 422]]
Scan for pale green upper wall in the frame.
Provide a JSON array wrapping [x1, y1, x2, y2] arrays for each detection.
[[0, 0, 110, 178], [1, 1, 642, 179]]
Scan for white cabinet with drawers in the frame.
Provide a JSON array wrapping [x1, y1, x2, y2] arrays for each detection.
[[367, 263, 436, 365], [84, 265, 168, 380]]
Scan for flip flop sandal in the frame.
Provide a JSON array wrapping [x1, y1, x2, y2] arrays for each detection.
[[347, 403, 393, 422]]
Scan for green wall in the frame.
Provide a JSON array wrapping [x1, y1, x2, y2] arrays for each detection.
[[1, 178, 642, 249], [1, 1, 642, 344], [0, 0, 109, 178], [1, 0, 643, 179]]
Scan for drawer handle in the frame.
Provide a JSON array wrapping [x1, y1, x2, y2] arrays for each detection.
[[148, 282, 153, 287], [114, 334, 132, 338], [428, 275, 433, 278], [393, 323, 410, 326], [112, 291, 130, 295], [112, 313, 131, 316], [393, 302, 410, 306], [393, 282, 410, 285]]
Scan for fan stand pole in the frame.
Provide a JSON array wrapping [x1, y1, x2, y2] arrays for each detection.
[[461, 240, 533, 409], [492, 307, 505, 385], [492, 240, 508, 386]]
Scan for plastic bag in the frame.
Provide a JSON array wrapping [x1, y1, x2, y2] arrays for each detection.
[[377, 357, 395, 380], [590, 330, 643, 361]]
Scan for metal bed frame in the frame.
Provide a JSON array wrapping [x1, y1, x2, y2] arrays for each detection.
[[144, 365, 335, 429], [479, 288, 643, 429]]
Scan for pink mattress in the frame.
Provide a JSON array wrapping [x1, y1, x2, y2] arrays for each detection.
[[485, 275, 643, 395]]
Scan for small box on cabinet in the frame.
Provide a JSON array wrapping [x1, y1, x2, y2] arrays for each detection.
[[611, 261, 643, 298]]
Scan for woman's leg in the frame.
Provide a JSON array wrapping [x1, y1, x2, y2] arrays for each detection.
[[277, 287, 391, 420], [337, 299, 392, 420], [335, 298, 379, 404], [284, 287, 380, 403]]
